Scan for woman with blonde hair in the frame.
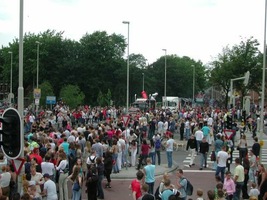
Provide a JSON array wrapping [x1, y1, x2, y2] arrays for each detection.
[[257, 163, 266, 188]]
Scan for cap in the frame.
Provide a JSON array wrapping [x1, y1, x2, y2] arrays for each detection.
[[28, 181, 36, 186], [43, 173, 50, 178]]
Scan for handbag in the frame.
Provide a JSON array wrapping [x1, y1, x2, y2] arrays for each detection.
[[73, 181, 80, 191]]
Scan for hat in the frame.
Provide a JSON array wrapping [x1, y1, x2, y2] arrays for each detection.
[[28, 181, 36, 186], [43, 173, 50, 178]]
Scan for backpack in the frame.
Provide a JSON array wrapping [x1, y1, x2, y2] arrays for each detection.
[[181, 178, 193, 196], [155, 139, 161, 150]]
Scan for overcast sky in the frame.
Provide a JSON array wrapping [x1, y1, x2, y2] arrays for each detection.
[[0, 0, 265, 65]]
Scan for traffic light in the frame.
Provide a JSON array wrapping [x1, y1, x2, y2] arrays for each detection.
[[226, 114, 233, 129], [0, 108, 22, 159]]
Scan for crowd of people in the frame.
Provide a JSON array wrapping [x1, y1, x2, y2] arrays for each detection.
[[0, 103, 266, 200]]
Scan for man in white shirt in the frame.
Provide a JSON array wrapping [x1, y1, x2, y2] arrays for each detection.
[[41, 155, 55, 182], [215, 145, 229, 181], [42, 173, 58, 200], [30, 166, 44, 194], [166, 135, 174, 168], [194, 126, 203, 153]]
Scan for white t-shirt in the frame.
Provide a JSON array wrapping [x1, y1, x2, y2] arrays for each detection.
[[44, 179, 58, 200], [166, 138, 174, 152], [41, 162, 55, 176], [217, 151, 229, 167], [195, 130, 204, 141]]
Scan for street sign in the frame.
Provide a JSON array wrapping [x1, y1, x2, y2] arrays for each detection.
[[34, 88, 41, 99], [35, 98, 40, 105], [46, 96, 56, 105], [122, 115, 130, 127], [11, 158, 25, 175]]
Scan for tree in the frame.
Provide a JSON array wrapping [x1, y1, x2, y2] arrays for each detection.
[[59, 85, 85, 109], [39, 81, 54, 107]]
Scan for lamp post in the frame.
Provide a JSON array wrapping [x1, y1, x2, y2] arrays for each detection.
[[259, 0, 267, 163], [36, 41, 41, 89], [192, 65, 195, 103], [35, 41, 41, 115], [8, 51, 13, 104], [162, 49, 167, 110], [142, 73, 144, 91], [122, 21, 130, 113]]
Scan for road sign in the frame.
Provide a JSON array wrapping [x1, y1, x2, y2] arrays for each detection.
[[11, 158, 25, 175], [34, 88, 41, 99], [35, 98, 40, 105], [122, 115, 130, 127], [46, 96, 56, 104]]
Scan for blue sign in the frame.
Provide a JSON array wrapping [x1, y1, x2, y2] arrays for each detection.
[[46, 96, 56, 105]]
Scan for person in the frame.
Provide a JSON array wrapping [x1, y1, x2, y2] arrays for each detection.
[[199, 137, 209, 170], [242, 157, 250, 199], [179, 119, 185, 141], [238, 134, 248, 164], [161, 179, 179, 200], [96, 157, 104, 200], [104, 150, 113, 188], [233, 158, 245, 200], [41, 155, 55, 181], [176, 169, 187, 200], [149, 140, 156, 165], [223, 171, 235, 200], [137, 139, 150, 170], [186, 134, 197, 167], [0, 165, 11, 198], [166, 134, 174, 168], [213, 134, 223, 170], [68, 166, 82, 200], [130, 139, 138, 167], [143, 158, 155, 195], [153, 134, 161, 165], [215, 145, 229, 182], [157, 172, 175, 197], [42, 173, 58, 200], [139, 183, 155, 200], [28, 184, 42, 200], [195, 126, 204, 153], [56, 152, 69, 200], [249, 182, 260, 198], [196, 188, 204, 200], [202, 122, 210, 144], [259, 169, 267, 200], [207, 190, 215, 200], [111, 139, 119, 173], [248, 150, 257, 183], [252, 136, 260, 158], [257, 164, 266, 189], [129, 170, 144, 200], [30, 165, 44, 195], [86, 165, 99, 200]]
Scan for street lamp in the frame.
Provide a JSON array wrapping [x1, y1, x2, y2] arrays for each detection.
[[259, 0, 267, 163], [162, 49, 167, 110], [122, 21, 130, 113], [8, 51, 13, 104], [192, 65, 195, 103], [142, 73, 145, 91], [36, 41, 41, 89]]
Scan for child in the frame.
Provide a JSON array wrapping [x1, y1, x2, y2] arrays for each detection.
[[249, 182, 260, 198], [196, 188, 204, 200]]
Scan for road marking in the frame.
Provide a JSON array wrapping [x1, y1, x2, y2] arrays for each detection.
[[183, 170, 215, 173]]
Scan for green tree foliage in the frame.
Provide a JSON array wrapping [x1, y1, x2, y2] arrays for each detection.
[[60, 84, 85, 109], [39, 81, 54, 107], [209, 37, 262, 108]]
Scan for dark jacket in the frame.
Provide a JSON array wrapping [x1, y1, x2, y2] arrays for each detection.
[[199, 141, 209, 154], [186, 138, 197, 150]]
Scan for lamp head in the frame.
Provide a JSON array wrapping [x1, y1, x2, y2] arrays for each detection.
[[122, 21, 130, 24]]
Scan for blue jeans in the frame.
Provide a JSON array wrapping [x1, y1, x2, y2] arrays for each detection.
[[185, 129, 190, 140], [215, 166, 226, 182], [112, 153, 119, 173], [156, 150, 161, 165], [97, 174, 104, 199], [149, 152, 156, 165], [166, 151, 173, 168], [72, 189, 81, 200], [233, 182, 244, 200], [146, 182, 154, 195], [200, 153, 207, 168]]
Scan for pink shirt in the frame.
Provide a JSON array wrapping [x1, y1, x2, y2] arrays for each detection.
[[223, 178, 236, 195]]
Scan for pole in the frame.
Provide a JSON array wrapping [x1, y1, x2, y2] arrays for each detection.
[[18, 0, 24, 193], [36, 41, 41, 115], [142, 73, 144, 91], [162, 49, 167, 110], [259, 0, 267, 163], [8, 52, 13, 95], [122, 21, 130, 113], [192, 65, 195, 103], [230, 79, 233, 108]]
